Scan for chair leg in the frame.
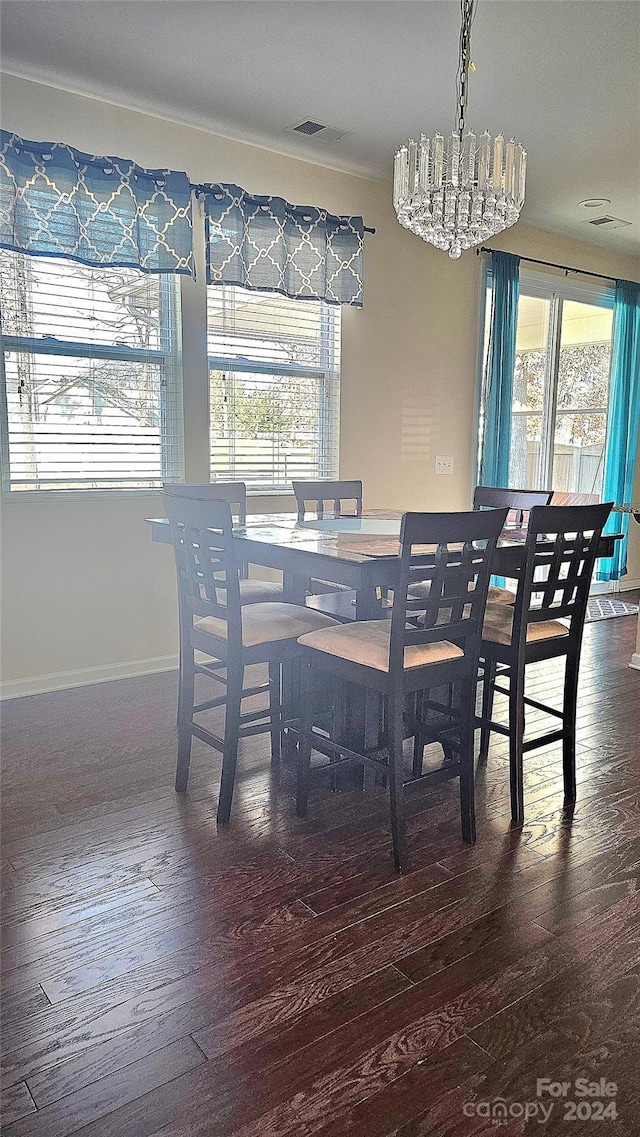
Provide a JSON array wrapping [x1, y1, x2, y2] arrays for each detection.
[[268, 661, 281, 769], [296, 659, 314, 818], [388, 692, 407, 872], [412, 689, 424, 778], [217, 663, 243, 825], [459, 683, 477, 845], [478, 658, 496, 763], [562, 655, 579, 802], [509, 662, 526, 826], [175, 646, 195, 793]]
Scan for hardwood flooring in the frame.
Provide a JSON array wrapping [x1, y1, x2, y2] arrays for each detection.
[[1, 609, 640, 1135]]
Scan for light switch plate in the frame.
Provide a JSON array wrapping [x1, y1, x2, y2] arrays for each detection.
[[435, 455, 454, 475]]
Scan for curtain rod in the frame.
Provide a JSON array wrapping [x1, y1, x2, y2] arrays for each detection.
[[190, 182, 375, 234], [476, 246, 616, 284]]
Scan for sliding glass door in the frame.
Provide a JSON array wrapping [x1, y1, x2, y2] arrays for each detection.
[[508, 274, 614, 496]]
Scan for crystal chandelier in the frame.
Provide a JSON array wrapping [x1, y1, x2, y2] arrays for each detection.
[[393, 0, 526, 259]]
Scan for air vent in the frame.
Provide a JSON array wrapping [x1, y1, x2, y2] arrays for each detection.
[[292, 120, 325, 136], [583, 215, 632, 230], [284, 121, 352, 144]]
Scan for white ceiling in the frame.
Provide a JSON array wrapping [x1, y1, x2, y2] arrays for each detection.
[[1, 1, 639, 255]]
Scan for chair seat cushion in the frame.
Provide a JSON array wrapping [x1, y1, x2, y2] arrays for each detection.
[[481, 602, 569, 646], [487, 585, 516, 604], [297, 620, 463, 673], [407, 581, 515, 604], [238, 579, 283, 603], [195, 603, 338, 649]]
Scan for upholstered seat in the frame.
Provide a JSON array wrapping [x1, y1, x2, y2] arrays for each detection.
[[196, 603, 338, 649], [407, 580, 515, 604], [238, 578, 283, 603], [298, 619, 463, 673], [482, 602, 569, 646]]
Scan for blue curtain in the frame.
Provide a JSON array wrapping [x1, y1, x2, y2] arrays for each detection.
[[597, 279, 640, 582], [0, 131, 194, 276], [203, 184, 364, 306], [479, 251, 521, 487]]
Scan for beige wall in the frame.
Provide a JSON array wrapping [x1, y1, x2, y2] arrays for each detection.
[[1, 74, 639, 692]]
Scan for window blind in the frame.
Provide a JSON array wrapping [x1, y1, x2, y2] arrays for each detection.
[[207, 285, 340, 492], [0, 250, 182, 491]]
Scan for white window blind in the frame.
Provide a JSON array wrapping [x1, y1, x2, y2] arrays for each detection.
[[0, 250, 182, 491], [207, 285, 340, 493]]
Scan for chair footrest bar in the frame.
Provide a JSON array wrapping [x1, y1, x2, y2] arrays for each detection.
[[193, 696, 226, 713], [522, 728, 564, 752], [521, 694, 564, 718], [190, 722, 224, 751]]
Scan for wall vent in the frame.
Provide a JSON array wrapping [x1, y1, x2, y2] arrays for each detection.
[[284, 121, 352, 144], [583, 215, 632, 230]]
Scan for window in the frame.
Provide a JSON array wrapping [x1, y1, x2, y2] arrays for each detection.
[[207, 285, 340, 493], [0, 250, 182, 492], [483, 269, 614, 496]]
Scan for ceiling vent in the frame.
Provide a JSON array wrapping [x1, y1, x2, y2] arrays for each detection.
[[583, 215, 632, 230], [284, 121, 352, 144]]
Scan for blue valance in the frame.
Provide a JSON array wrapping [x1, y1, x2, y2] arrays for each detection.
[[203, 184, 364, 307], [0, 131, 194, 276]]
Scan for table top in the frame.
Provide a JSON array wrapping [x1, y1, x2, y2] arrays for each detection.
[[148, 510, 541, 565]]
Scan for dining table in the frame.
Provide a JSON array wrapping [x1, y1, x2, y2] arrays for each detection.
[[147, 507, 622, 616], [147, 507, 623, 759]]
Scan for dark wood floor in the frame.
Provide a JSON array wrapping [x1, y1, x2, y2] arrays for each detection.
[[2, 608, 640, 1136]]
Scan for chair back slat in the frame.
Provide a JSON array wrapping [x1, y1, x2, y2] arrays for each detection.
[[512, 502, 613, 637], [293, 479, 363, 523], [163, 482, 247, 525], [162, 494, 243, 644], [389, 509, 509, 677], [473, 485, 553, 529], [164, 482, 249, 575]]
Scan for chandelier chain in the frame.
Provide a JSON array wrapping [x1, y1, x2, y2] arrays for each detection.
[[456, 0, 476, 137]]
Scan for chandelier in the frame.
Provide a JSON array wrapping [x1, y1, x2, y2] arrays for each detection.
[[393, 0, 526, 259]]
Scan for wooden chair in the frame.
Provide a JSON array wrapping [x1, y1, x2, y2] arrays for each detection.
[[162, 493, 339, 823], [292, 479, 363, 523], [473, 486, 554, 603], [477, 501, 613, 826], [294, 507, 508, 871], [292, 479, 363, 616], [163, 482, 283, 604]]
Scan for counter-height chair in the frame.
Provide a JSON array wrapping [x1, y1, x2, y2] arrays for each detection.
[[163, 482, 283, 604], [472, 486, 554, 603], [293, 479, 363, 524], [162, 493, 339, 823], [292, 479, 364, 619], [294, 507, 508, 871], [477, 501, 613, 826]]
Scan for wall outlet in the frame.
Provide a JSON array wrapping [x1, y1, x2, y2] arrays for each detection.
[[435, 455, 454, 475]]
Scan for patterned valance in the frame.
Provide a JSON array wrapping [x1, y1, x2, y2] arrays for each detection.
[[203, 184, 364, 307], [0, 131, 194, 276]]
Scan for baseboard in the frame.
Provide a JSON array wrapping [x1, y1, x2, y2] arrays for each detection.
[[631, 653, 640, 672], [0, 655, 179, 701]]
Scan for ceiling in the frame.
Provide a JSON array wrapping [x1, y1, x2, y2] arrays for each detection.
[[1, 1, 639, 255]]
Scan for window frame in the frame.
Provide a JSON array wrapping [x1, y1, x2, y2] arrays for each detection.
[[0, 252, 184, 498], [207, 284, 341, 495], [476, 263, 616, 496]]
